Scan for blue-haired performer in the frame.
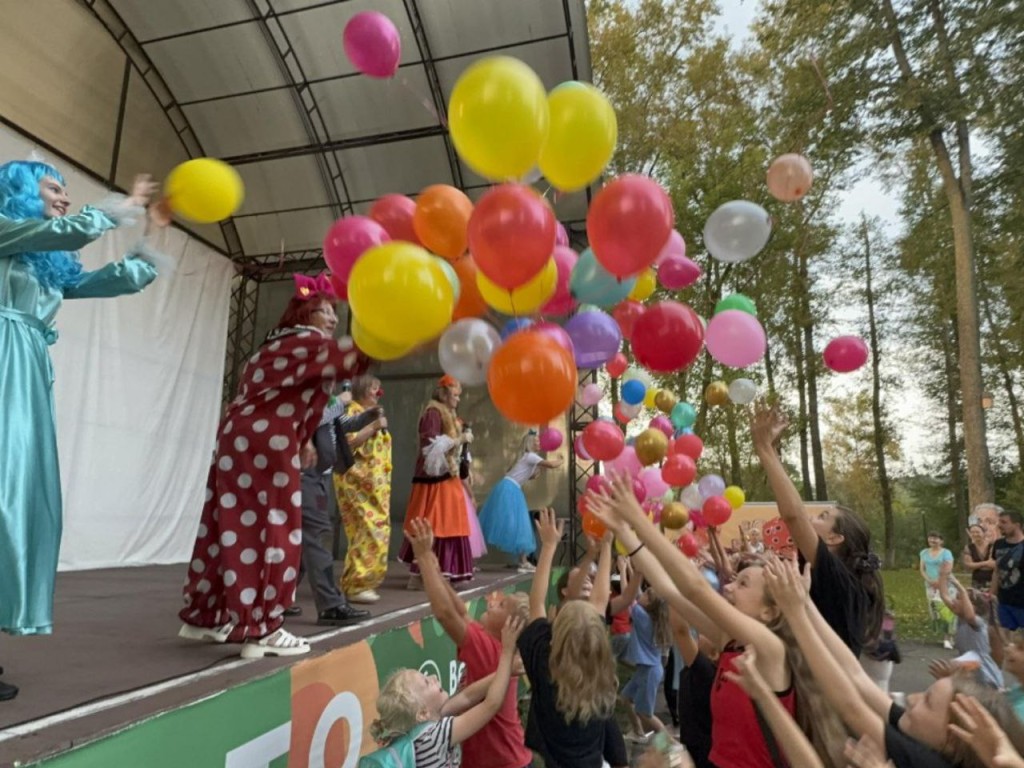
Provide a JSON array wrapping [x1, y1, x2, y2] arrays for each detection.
[[477, 430, 564, 573], [0, 161, 162, 701]]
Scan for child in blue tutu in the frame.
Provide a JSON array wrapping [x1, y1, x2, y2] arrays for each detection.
[[478, 430, 563, 572]]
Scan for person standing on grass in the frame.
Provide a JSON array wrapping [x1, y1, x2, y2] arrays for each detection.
[[920, 531, 956, 649]]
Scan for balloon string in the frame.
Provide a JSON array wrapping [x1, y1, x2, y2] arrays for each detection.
[[397, 73, 448, 128]]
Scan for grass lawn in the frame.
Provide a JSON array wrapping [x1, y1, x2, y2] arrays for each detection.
[[882, 568, 967, 641]]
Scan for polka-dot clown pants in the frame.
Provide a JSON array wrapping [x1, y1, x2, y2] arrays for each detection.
[[179, 328, 359, 642]]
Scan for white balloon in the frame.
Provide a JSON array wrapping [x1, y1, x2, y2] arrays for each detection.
[[728, 378, 758, 405], [623, 365, 654, 388], [438, 319, 501, 386], [680, 484, 703, 510], [703, 200, 772, 264]]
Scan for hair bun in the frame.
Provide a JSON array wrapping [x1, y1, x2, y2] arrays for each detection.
[[854, 552, 881, 574]]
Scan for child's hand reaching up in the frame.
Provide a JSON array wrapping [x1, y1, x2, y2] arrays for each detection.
[[763, 556, 811, 616], [501, 616, 526, 657], [535, 508, 564, 549], [722, 645, 771, 701], [407, 518, 434, 560]]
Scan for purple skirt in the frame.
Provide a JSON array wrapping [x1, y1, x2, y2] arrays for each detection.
[[398, 535, 474, 583]]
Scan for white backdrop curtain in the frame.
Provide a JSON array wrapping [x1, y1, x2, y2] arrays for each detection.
[[0, 126, 235, 570]]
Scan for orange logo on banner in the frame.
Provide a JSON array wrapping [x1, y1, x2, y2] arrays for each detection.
[[288, 640, 379, 768]]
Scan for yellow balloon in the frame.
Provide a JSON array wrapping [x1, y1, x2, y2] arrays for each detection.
[[723, 485, 746, 510], [348, 242, 454, 346], [166, 158, 244, 223], [539, 82, 618, 192], [449, 57, 549, 181], [628, 268, 656, 301], [477, 257, 557, 314], [351, 317, 414, 361], [643, 387, 660, 409]]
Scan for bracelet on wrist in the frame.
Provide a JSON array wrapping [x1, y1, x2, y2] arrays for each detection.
[[627, 542, 645, 558]]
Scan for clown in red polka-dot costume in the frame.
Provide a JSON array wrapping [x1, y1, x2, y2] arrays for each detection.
[[179, 275, 362, 657]]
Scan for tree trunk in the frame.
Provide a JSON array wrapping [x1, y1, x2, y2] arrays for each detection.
[[877, 0, 993, 510], [941, 317, 968, 533], [726, 405, 742, 487], [764, 336, 777, 397], [793, 325, 813, 501], [797, 242, 827, 500], [980, 289, 1024, 468], [861, 218, 897, 567]]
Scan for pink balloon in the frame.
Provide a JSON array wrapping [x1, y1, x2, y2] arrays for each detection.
[[632, 477, 648, 504], [605, 445, 642, 480], [655, 229, 686, 266], [579, 382, 603, 407], [534, 322, 574, 357], [639, 466, 671, 499], [585, 475, 611, 495], [539, 427, 563, 452], [650, 414, 674, 437], [555, 222, 569, 247], [644, 498, 664, 523], [704, 310, 767, 368], [541, 246, 579, 316], [343, 12, 401, 78], [823, 335, 869, 373], [587, 175, 675, 278], [658, 255, 702, 290], [369, 194, 420, 244], [574, 434, 592, 460], [322, 216, 391, 282]]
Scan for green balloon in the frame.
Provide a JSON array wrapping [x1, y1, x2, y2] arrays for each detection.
[[714, 293, 757, 317]]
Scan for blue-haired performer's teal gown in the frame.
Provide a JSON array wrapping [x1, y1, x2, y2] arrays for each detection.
[[0, 208, 158, 635]]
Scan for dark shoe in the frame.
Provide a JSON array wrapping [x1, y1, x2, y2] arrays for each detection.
[[284, 605, 302, 617], [0, 679, 18, 702], [317, 605, 370, 626]]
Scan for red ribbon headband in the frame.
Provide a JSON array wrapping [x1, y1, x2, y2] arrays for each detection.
[[293, 272, 336, 300]]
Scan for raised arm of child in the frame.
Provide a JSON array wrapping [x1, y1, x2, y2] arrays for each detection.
[[531, 509, 563, 621], [723, 645, 824, 768], [408, 519, 470, 645], [443, 616, 524, 745]]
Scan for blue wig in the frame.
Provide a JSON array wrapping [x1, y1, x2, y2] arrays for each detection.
[[0, 161, 83, 290]]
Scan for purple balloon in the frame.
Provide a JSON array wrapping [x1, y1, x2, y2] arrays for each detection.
[[574, 434, 592, 460], [534, 321, 575, 358], [565, 310, 622, 369], [605, 445, 642, 480], [705, 310, 767, 368], [655, 229, 685, 265], [658, 255, 702, 290], [343, 12, 401, 78], [640, 466, 671, 499], [555, 222, 569, 247], [697, 474, 726, 499], [650, 414, 674, 438]]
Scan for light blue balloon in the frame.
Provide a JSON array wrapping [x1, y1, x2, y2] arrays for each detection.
[[670, 402, 697, 430], [501, 317, 533, 339], [570, 248, 636, 307]]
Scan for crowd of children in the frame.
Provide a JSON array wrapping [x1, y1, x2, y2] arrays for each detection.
[[360, 405, 1024, 767]]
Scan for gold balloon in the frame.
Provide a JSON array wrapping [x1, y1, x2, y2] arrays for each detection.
[[635, 428, 669, 466], [661, 502, 689, 530], [705, 381, 730, 407], [654, 389, 678, 414]]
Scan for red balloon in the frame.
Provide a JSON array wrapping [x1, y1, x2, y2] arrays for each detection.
[[541, 245, 579, 316], [606, 352, 628, 378], [702, 496, 733, 527], [614, 402, 633, 425], [369, 194, 420, 244], [612, 300, 645, 341], [631, 301, 704, 373], [658, 255, 702, 290], [582, 508, 608, 539], [467, 184, 557, 290], [823, 335, 869, 373], [581, 420, 625, 461], [671, 433, 704, 462], [662, 454, 697, 487], [587, 175, 674, 278], [678, 533, 700, 558], [327, 271, 348, 301]]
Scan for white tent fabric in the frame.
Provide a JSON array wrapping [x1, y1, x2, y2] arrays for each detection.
[[0, 125, 236, 570]]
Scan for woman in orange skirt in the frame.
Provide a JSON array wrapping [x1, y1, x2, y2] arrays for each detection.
[[398, 375, 473, 586]]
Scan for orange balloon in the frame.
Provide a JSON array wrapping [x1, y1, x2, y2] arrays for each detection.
[[582, 509, 607, 539], [488, 330, 577, 425], [413, 185, 473, 261], [451, 255, 489, 320]]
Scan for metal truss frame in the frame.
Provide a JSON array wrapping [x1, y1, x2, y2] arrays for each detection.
[[564, 369, 600, 565]]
